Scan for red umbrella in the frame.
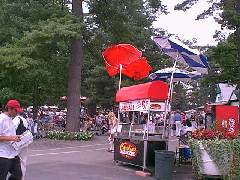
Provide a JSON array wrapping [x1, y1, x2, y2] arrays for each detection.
[[104, 61, 118, 77], [102, 44, 142, 76], [122, 57, 152, 80], [102, 44, 151, 89]]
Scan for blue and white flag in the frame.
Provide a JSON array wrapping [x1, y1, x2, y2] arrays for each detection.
[[153, 36, 209, 74]]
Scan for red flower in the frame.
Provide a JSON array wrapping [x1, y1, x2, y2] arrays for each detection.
[[191, 129, 237, 140]]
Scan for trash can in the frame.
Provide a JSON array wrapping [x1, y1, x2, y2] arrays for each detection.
[[155, 150, 175, 180]]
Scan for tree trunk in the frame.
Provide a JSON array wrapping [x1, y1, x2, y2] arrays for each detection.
[[235, 0, 240, 100], [66, 0, 83, 132]]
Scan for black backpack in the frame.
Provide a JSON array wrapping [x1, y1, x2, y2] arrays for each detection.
[[186, 119, 192, 127], [16, 117, 27, 135]]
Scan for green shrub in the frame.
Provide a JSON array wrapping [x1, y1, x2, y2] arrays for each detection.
[[188, 139, 203, 179], [190, 138, 240, 180], [46, 131, 94, 141], [202, 139, 233, 177]]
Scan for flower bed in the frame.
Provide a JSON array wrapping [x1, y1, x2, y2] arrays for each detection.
[[190, 129, 240, 179], [46, 131, 94, 141]]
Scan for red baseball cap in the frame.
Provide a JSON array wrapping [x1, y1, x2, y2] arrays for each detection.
[[6, 99, 23, 113]]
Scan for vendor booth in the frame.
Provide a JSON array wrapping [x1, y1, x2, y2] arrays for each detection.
[[114, 81, 170, 170]]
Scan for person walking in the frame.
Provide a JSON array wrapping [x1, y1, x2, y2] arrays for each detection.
[[95, 113, 103, 132], [173, 110, 182, 137], [0, 99, 23, 180], [107, 111, 118, 152], [13, 114, 32, 180]]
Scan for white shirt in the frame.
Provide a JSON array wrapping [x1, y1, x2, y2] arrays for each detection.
[[0, 113, 18, 158]]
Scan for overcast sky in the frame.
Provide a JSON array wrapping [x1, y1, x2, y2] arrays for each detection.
[[153, 0, 224, 46]]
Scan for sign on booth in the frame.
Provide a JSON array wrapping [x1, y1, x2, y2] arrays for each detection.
[[119, 99, 150, 112], [216, 105, 239, 137]]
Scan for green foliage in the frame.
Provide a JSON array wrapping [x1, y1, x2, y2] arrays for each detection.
[[203, 139, 233, 177], [0, 88, 18, 107], [221, 0, 240, 29], [84, 65, 116, 108], [184, 80, 216, 109], [46, 130, 94, 141], [206, 35, 240, 85], [174, 0, 199, 12], [190, 138, 240, 179], [0, 0, 81, 106], [171, 82, 188, 111], [188, 139, 203, 178], [0, 0, 172, 111], [232, 139, 240, 178]]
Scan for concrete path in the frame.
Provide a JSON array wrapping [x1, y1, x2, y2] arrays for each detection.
[[25, 136, 193, 180]]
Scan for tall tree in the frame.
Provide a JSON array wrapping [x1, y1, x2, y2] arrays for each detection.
[[0, 1, 81, 115], [66, 0, 84, 132], [171, 82, 188, 111]]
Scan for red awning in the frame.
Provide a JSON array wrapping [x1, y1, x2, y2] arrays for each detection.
[[116, 81, 169, 102]]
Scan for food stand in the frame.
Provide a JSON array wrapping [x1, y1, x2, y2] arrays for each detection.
[[114, 81, 170, 170]]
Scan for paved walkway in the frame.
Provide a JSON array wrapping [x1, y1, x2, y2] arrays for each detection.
[[25, 136, 193, 180]]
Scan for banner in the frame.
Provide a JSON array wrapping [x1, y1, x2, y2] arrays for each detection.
[[216, 105, 239, 137], [119, 99, 150, 112]]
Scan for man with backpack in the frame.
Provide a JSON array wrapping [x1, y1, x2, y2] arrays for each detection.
[[0, 99, 23, 180]]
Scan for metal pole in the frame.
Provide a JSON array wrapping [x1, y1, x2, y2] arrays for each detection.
[[167, 60, 177, 104], [146, 99, 150, 140], [143, 140, 147, 171], [118, 64, 123, 131], [163, 99, 167, 137], [164, 60, 177, 138], [129, 111, 134, 137], [118, 64, 122, 90]]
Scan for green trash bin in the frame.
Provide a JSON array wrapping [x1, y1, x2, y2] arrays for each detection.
[[155, 150, 175, 180]]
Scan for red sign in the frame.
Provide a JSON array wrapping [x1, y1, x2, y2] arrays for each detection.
[[216, 105, 239, 137], [119, 142, 138, 159]]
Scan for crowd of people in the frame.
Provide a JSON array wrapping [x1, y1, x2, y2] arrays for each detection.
[[2, 107, 115, 139], [169, 110, 205, 137]]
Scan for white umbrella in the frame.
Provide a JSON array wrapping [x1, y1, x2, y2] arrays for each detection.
[[149, 68, 202, 82]]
